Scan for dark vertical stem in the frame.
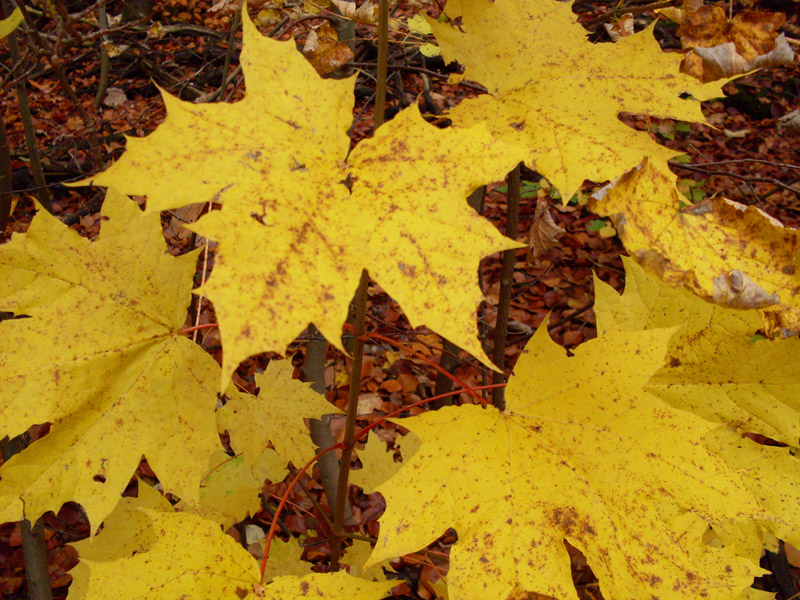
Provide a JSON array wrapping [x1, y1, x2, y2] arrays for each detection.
[[3, 1, 51, 212], [373, 0, 389, 129], [14, 0, 103, 171], [92, 3, 110, 109], [217, 8, 241, 99], [468, 186, 490, 401], [432, 339, 459, 409], [329, 270, 369, 571], [491, 164, 522, 410], [0, 438, 53, 600], [20, 520, 52, 600], [0, 111, 13, 232], [304, 326, 353, 526], [329, 0, 387, 567]]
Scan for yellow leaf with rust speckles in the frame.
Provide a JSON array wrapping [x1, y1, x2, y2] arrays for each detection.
[[594, 256, 800, 445], [80, 10, 526, 385], [428, 0, 721, 200], [218, 360, 342, 473], [368, 320, 800, 600], [351, 432, 410, 494], [0, 190, 222, 529], [589, 158, 800, 332], [177, 450, 262, 529], [70, 485, 393, 600]]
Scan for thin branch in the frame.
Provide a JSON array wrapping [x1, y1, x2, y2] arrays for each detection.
[[583, 0, 681, 29], [670, 158, 800, 171], [670, 162, 800, 197]]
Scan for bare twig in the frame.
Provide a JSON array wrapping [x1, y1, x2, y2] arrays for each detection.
[[492, 163, 522, 410], [669, 162, 800, 197], [583, 0, 681, 29]]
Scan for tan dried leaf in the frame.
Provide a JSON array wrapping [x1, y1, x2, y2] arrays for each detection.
[[528, 195, 565, 261], [331, 0, 376, 24], [604, 14, 634, 42], [302, 22, 354, 76], [677, 6, 794, 81]]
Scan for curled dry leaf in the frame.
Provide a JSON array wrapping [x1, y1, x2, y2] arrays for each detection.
[[527, 194, 565, 262], [331, 0, 376, 24], [779, 109, 800, 130], [603, 13, 634, 42], [302, 21, 354, 76], [677, 6, 795, 81], [209, 0, 236, 11], [588, 158, 800, 333], [102, 87, 127, 107]]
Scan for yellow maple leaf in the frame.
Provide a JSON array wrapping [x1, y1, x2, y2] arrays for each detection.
[[0, 190, 222, 528], [176, 450, 262, 529], [81, 11, 526, 385], [367, 323, 800, 599], [428, 0, 721, 199], [341, 539, 393, 581], [259, 538, 313, 582], [588, 158, 800, 332], [351, 433, 399, 494], [218, 360, 342, 472], [351, 431, 419, 494], [594, 256, 800, 444], [70, 482, 393, 600]]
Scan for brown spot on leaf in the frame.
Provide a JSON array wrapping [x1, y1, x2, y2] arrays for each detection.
[[549, 507, 578, 534]]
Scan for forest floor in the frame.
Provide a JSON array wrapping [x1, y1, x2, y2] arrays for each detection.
[[1, 0, 799, 598]]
